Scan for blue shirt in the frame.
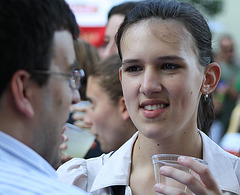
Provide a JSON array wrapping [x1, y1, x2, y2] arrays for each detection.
[[0, 131, 87, 195]]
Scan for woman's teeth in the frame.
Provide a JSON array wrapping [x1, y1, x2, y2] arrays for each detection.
[[144, 104, 165, 110]]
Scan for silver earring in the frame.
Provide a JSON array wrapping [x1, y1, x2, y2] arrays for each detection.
[[204, 93, 209, 101]]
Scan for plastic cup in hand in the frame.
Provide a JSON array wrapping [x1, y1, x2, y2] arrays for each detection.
[[62, 123, 95, 158], [152, 154, 207, 195]]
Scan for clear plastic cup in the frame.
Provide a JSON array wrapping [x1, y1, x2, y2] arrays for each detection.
[[152, 154, 207, 195], [62, 123, 95, 158]]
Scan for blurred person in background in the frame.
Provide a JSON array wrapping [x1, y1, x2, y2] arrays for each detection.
[[219, 99, 240, 156], [0, 0, 87, 194], [73, 39, 100, 101], [84, 55, 137, 153], [209, 89, 225, 144], [71, 1, 139, 126], [212, 35, 240, 141], [68, 1, 138, 158], [63, 39, 102, 160], [69, 39, 100, 128], [100, 1, 138, 59]]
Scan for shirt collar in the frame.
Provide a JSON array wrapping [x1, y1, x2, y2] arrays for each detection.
[[200, 131, 240, 194], [91, 131, 240, 194], [90, 132, 138, 192]]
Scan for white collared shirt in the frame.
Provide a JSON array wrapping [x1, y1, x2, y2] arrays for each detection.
[[58, 131, 240, 195], [0, 131, 87, 195]]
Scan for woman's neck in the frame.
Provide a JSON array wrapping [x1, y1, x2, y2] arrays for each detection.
[[132, 129, 203, 167]]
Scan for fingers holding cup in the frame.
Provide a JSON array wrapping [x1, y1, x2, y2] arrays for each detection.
[[152, 154, 208, 195]]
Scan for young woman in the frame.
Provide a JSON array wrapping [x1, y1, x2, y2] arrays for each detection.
[[58, 1, 240, 194]]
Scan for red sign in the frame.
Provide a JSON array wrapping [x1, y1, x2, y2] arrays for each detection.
[[79, 26, 105, 48]]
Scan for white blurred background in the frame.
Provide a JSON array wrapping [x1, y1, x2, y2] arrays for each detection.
[[66, 0, 240, 58]]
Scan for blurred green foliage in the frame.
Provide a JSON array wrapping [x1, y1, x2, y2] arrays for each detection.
[[181, 0, 223, 16]]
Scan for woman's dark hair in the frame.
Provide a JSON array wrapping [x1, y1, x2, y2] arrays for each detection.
[[116, 0, 215, 134]]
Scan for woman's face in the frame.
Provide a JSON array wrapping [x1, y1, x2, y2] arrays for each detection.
[[85, 76, 131, 153], [120, 19, 205, 140]]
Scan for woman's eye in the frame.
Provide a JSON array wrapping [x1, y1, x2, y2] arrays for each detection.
[[125, 65, 142, 72], [162, 63, 179, 70]]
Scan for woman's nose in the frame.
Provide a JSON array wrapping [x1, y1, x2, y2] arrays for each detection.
[[139, 68, 162, 96]]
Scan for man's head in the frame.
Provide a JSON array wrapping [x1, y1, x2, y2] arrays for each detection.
[[219, 35, 235, 64], [0, 0, 80, 168], [0, 0, 79, 96], [101, 1, 138, 59]]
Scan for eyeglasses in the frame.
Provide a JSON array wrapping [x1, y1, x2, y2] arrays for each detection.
[[32, 69, 85, 90]]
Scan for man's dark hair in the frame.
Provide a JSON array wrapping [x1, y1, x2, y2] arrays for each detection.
[[107, 1, 138, 20], [0, 0, 79, 97]]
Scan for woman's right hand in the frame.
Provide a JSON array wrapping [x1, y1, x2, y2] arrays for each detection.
[[154, 156, 222, 195], [70, 101, 91, 129]]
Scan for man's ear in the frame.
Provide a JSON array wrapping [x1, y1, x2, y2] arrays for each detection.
[[200, 62, 221, 95], [118, 97, 130, 121], [11, 70, 34, 118]]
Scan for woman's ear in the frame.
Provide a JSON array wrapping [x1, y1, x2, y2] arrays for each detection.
[[118, 97, 130, 120], [200, 62, 221, 95], [11, 70, 34, 118]]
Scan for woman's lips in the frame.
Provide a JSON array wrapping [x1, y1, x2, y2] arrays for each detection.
[[140, 100, 169, 118]]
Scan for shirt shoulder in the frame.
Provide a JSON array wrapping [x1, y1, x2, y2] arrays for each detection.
[[0, 162, 87, 195], [57, 154, 110, 192], [200, 131, 240, 194]]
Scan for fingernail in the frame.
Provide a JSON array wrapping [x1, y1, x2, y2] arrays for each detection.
[[160, 166, 167, 174], [178, 156, 185, 162], [154, 183, 163, 191]]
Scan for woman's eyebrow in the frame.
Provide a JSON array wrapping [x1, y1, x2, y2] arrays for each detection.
[[122, 59, 142, 65], [122, 55, 186, 66], [156, 55, 186, 62]]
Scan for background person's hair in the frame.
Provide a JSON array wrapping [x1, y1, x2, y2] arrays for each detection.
[[116, 0, 215, 134], [0, 0, 79, 97], [107, 1, 139, 20], [74, 39, 100, 100], [90, 55, 122, 106]]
